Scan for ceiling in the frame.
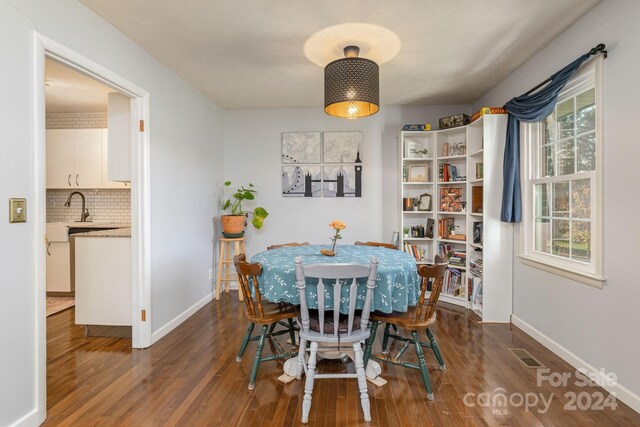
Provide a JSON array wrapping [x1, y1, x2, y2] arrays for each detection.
[[45, 58, 112, 113], [80, 0, 600, 109]]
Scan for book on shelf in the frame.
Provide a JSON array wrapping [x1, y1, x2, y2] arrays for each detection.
[[471, 107, 508, 123], [402, 124, 431, 131], [442, 142, 449, 157], [403, 242, 427, 262], [448, 250, 467, 267], [439, 187, 464, 212], [442, 268, 464, 297], [476, 162, 484, 179], [437, 218, 455, 239], [439, 163, 466, 182], [447, 234, 466, 241]]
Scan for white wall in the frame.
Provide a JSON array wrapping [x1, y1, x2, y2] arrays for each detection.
[[223, 105, 469, 257], [0, 0, 224, 425], [474, 0, 640, 411]]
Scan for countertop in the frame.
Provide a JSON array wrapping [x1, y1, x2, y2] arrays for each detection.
[[73, 228, 131, 238]]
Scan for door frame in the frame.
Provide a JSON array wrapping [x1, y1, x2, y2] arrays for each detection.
[[33, 34, 152, 421]]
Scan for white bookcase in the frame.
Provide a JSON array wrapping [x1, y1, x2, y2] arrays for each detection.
[[398, 115, 513, 322]]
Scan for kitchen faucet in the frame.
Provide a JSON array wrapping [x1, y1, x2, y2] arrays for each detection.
[[64, 191, 91, 222]]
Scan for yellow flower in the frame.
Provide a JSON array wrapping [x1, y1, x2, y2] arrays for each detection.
[[329, 220, 346, 230]]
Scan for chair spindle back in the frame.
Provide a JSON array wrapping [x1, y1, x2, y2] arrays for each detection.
[[414, 255, 448, 323], [295, 257, 378, 338], [234, 254, 265, 319]]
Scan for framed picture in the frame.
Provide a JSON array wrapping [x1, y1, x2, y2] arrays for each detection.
[[418, 193, 432, 211], [408, 165, 428, 182], [405, 140, 422, 158], [282, 132, 322, 164], [323, 131, 362, 163]]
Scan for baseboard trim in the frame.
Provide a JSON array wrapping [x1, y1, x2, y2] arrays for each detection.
[[151, 292, 213, 345], [511, 315, 640, 414], [9, 408, 40, 427]]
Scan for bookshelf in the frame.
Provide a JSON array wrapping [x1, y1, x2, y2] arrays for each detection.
[[398, 115, 513, 322]]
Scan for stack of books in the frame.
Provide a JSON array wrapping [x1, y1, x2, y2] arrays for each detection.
[[470, 257, 483, 277], [448, 250, 466, 267]]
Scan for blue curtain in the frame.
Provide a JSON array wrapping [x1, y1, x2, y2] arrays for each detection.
[[501, 53, 590, 223]]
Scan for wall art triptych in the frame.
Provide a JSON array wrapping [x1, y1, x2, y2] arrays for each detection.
[[281, 131, 363, 198]]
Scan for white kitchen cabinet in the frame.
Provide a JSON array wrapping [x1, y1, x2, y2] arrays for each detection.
[[75, 129, 103, 188], [107, 92, 132, 182], [46, 129, 76, 189], [101, 129, 129, 189], [46, 128, 103, 189], [46, 241, 71, 292]]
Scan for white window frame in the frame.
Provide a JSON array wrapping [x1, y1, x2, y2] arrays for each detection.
[[518, 56, 605, 288]]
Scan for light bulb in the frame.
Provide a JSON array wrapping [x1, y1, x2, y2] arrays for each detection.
[[348, 105, 359, 116]]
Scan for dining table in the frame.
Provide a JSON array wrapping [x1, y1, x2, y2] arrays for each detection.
[[251, 243, 421, 383]]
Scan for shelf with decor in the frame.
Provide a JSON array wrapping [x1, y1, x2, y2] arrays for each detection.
[[397, 114, 512, 320]]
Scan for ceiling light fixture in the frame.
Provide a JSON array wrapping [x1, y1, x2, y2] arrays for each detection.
[[324, 45, 379, 119]]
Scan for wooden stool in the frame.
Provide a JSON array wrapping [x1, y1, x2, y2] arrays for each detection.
[[216, 237, 246, 301]]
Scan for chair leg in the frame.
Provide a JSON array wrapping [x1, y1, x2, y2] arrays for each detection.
[[296, 338, 307, 380], [287, 318, 296, 347], [248, 324, 268, 390], [236, 322, 255, 362], [363, 320, 378, 367], [268, 322, 277, 334], [381, 322, 392, 354], [426, 328, 445, 371], [412, 330, 434, 400], [353, 342, 372, 422], [301, 341, 318, 424]]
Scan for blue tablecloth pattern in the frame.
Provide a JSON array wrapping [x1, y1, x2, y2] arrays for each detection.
[[251, 244, 420, 314]]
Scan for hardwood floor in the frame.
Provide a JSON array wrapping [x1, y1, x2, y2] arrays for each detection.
[[45, 294, 639, 426]]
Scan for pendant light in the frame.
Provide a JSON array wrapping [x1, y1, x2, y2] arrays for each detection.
[[324, 45, 380, 119]]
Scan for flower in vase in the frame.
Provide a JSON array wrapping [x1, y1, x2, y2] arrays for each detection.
[[329, 219, 346, 252]]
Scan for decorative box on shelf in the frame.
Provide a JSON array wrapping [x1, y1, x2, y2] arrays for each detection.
[[439, 114, 471, 129], [402, 124, 431, 131], [471, 107, 508, 122]]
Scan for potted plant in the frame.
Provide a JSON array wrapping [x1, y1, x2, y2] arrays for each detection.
[[221, 181, 268, 237], [403, 226, 409, 238]]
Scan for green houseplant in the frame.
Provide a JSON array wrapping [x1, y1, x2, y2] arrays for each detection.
[[221, 181, 269, 237]]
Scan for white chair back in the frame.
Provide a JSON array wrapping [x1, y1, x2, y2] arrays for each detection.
[[294, 256, 378, 339]]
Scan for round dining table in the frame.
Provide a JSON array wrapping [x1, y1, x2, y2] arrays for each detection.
[[252, 244, 420, 384], [251, 244, 421, 313]]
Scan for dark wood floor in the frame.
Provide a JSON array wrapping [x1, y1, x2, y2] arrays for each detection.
[[45, 294, 639, 426]]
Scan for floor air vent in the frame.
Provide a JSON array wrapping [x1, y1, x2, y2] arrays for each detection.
[[508, 348, 544, 368]]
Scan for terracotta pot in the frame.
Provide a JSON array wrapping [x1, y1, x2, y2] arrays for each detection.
[[221, 215, 246, 235]]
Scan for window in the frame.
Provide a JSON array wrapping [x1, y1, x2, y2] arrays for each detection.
[[520, 57, 604, 287]]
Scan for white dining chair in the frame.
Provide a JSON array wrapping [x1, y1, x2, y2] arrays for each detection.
[[294, 256, 379, 424]]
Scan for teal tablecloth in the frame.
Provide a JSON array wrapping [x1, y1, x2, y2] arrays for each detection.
[[251, 244, 420, 314]]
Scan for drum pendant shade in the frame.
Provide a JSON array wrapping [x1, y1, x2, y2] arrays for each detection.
[[324, 46, 380, 119]]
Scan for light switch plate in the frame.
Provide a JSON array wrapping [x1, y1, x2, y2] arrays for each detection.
[[9, 198, 27, 223]]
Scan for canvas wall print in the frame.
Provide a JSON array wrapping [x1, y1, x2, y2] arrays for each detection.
[[323, 132, 363, 163], [282, 165, 322, 197], [322, 165, 362, 197], [282, 132, 322, 164]]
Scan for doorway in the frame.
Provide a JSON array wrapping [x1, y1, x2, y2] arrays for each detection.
[[34, 35, 152, 421]]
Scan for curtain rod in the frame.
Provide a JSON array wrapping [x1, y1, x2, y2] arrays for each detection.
[[523, 43, 607, 96]]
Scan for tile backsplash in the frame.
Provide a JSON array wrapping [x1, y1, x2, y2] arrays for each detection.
[[46, 112, 107, 129], [47, 189, 130, 223]]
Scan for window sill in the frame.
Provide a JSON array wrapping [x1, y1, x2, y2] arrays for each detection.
[[516, 255, 605, 289]]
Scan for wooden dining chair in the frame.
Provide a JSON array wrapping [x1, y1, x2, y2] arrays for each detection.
[[233, 254, 298, 390], [294, 256, 379, 424], [354, 241, 398, 250], [363, 255, 448, 400], [267, 242, 310, 250]]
